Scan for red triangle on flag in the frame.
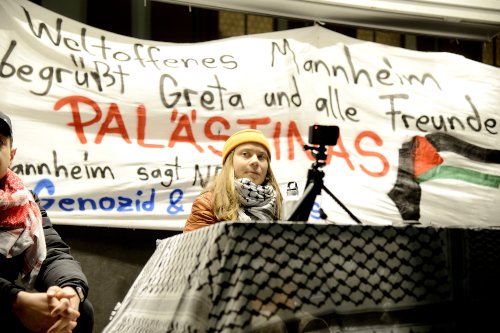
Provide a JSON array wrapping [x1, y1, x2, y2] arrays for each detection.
[[414, 136, 443, 177]]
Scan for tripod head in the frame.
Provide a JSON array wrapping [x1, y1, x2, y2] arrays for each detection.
[[304, 144, 327, 170], [303, 123, 339, 171]]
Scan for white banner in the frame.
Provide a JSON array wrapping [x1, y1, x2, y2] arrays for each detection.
[[1, 0, 499, 230]]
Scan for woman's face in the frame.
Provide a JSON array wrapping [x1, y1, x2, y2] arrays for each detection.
[[232, 143, 269, 185]]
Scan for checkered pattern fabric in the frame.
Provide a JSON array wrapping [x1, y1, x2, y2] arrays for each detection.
[[104, 222, 499, 333]]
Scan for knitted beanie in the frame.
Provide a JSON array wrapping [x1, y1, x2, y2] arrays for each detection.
[[222, 129, 271, 164]]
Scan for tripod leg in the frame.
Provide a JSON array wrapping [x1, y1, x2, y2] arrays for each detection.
[[286, 182, 318, 222], [321, 185, 362, 224]]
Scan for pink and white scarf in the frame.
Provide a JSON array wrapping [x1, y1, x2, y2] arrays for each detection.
[[0, 169, 46, 289]]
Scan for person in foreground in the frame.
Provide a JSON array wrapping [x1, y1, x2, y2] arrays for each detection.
[[184, 129, 283, 232], [0, 111, 94, 332]]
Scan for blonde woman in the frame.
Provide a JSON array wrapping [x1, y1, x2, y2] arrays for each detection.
[[183, 129, 283, 232]]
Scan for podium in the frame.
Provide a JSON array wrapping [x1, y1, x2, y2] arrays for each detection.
[[103, 222, 500, 333]]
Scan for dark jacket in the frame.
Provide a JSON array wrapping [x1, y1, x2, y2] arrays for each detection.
[[0, 191, 89, 317]]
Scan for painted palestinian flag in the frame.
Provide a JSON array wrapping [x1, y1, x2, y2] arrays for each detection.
[[388, 132, 500, 222]]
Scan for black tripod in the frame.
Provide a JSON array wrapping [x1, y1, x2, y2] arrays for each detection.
[[286, 144, 362, 224]]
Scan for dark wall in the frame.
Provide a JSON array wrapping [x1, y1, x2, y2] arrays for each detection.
[[55, 225, 181, 333]]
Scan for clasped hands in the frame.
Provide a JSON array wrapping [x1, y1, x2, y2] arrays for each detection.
[[13, 285, 81, 333]]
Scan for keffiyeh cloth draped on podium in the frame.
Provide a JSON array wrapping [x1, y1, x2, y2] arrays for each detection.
[[103, 221, 459, 333]]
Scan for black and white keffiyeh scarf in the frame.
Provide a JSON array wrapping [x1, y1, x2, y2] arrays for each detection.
[[235, 178, 277, 222]]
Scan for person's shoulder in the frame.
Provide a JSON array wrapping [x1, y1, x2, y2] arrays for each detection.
[[195, 191, 213, 207], [29, 189, 38, 200], [188, 192, 213, 213], [199, 191, 212, 199], [29, 190, 49, 219]]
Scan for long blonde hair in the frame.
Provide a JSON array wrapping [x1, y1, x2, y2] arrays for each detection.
[[203, 151, 283, 221]]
